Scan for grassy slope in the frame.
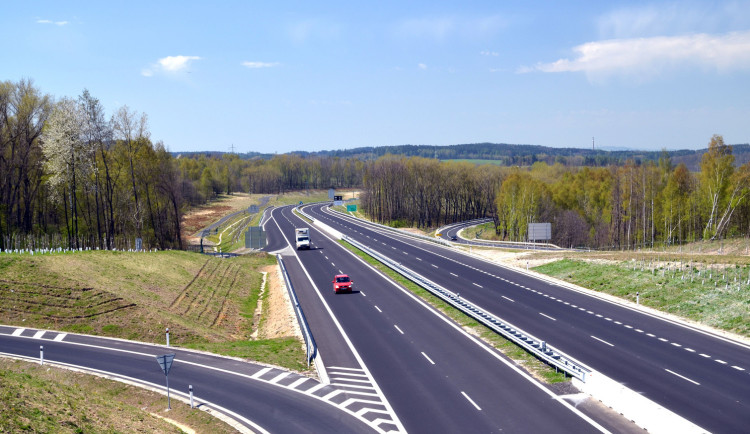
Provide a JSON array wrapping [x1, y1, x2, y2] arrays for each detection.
[[0, 250, 306, 371], [534, 258, 750, 337], [0, 358, 236, 433]]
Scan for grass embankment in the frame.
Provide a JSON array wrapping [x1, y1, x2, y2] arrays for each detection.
[[0, 358, 236, 433], [0, 250, 306, 371], [534, 256, 750, 337], [339, 240, 568, 384]]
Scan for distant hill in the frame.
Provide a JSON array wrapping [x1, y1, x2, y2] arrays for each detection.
[[173, 142, 750, 170]]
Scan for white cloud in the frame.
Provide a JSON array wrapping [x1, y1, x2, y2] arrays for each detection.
[[481, 50, 499, 57], [242, 61, 280, 69], [521, 31, 750, 80], [596, 2, 750, 39], [418, 63, 427, 70], [37, 19, 68, 26], [142, 55, 200, 77]]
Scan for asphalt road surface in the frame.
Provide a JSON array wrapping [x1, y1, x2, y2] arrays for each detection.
[[308, 203, 750, 433]]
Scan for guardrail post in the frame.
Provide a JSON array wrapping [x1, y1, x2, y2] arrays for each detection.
[[166, 327, 170, 347], [40, 345, 44, 365], [189, 384, 194, 408]]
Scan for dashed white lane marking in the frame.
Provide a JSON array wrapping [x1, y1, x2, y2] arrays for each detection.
[[461, 392, 482, 411], [472, 283, 483, 288], [450, 272, 458, 277], [591, 336, 615, 347], [539, 313, 557, 321], [685, 348, 695, 352], [375, 306, 382, 313], [671, 343, 682, 347], [635, 329, 644, 333], [501, 296, 515, 302], [53, 333, 67, 342], [716, 360, 727, 365], [732, 366, 745, 371], [658, 338, 669, 342], [700, 353, 711, 358], [421, 352, 435, 365], [431, 264, 439, 268], [12, 328, 25, 336], [33, 330, 45, 339], [331, 262, 335, 267], [361, 291, 366, 297], [325, 256, 329, 259], [646, 333, 656, 337], [415, 257, 422, 261], [665, 369, 700, 385], [252, 367, 272, 379], [614, 321, 622, 325], [394, 325, 404, 335], [623, 324, 632, 328]]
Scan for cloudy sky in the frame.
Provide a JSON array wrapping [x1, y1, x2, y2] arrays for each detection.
[[3, 1, 750, 153]]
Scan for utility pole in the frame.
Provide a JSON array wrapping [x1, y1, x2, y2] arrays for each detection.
[[592, 137, 595, 151], [229, 143, 236, 154]]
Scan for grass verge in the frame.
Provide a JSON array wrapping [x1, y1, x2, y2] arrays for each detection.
[[0, 358, 236, 433], [339, 240, 568, 384], [534, 258, 750, 337]]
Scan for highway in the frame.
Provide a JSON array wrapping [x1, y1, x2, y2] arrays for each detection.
[[265, 205, 609, 433], [0, 325, 374, 433], [308, 203, 750, 433]]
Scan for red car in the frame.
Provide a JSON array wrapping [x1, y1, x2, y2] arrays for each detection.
[[333, 274, 353, 293]]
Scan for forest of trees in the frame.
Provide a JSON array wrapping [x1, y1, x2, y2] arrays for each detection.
[[0, 80, 362, 251], [3, 79, 749, 252], [360, 137, 750, 249]]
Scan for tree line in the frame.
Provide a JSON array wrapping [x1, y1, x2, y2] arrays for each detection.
[[361, 137, 750, 249], [4, 79, 749, 251], [1, 80, 364, 251]]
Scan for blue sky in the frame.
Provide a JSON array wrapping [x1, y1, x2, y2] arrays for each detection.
[[3, 1, 750, 153]]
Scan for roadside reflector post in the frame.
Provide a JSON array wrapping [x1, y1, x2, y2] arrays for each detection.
[[166, 327, 170, 347], [156, 354, 176, 410], [189, 384, 194, 408], [636, 291, 640, 305], [40, 345, 44, 365]]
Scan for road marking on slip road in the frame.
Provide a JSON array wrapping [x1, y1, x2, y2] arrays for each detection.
[[394, 325, 404, 335], [472, 283, 482, 288], [501, 296, 515, 302], [375, 306, 382, 313], [665, 369, 700, 385], [591, 336, 614, 347], [539, 312, 557, 321], [421, 352, 435, 365], [450, 272, 458, 277]]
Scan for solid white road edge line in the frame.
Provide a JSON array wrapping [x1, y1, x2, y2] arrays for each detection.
[[272, 207, 406, 434]]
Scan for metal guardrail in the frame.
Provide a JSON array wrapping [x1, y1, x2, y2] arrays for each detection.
[[326, 205, 451, 247], [276, 254, 317, 366], [343, 235, 591, 382]]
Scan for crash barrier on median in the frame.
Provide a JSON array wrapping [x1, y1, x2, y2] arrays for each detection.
[[326, 204, 452, 247], [343, 235, 591, 382], [276, 254, 317, 367]]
